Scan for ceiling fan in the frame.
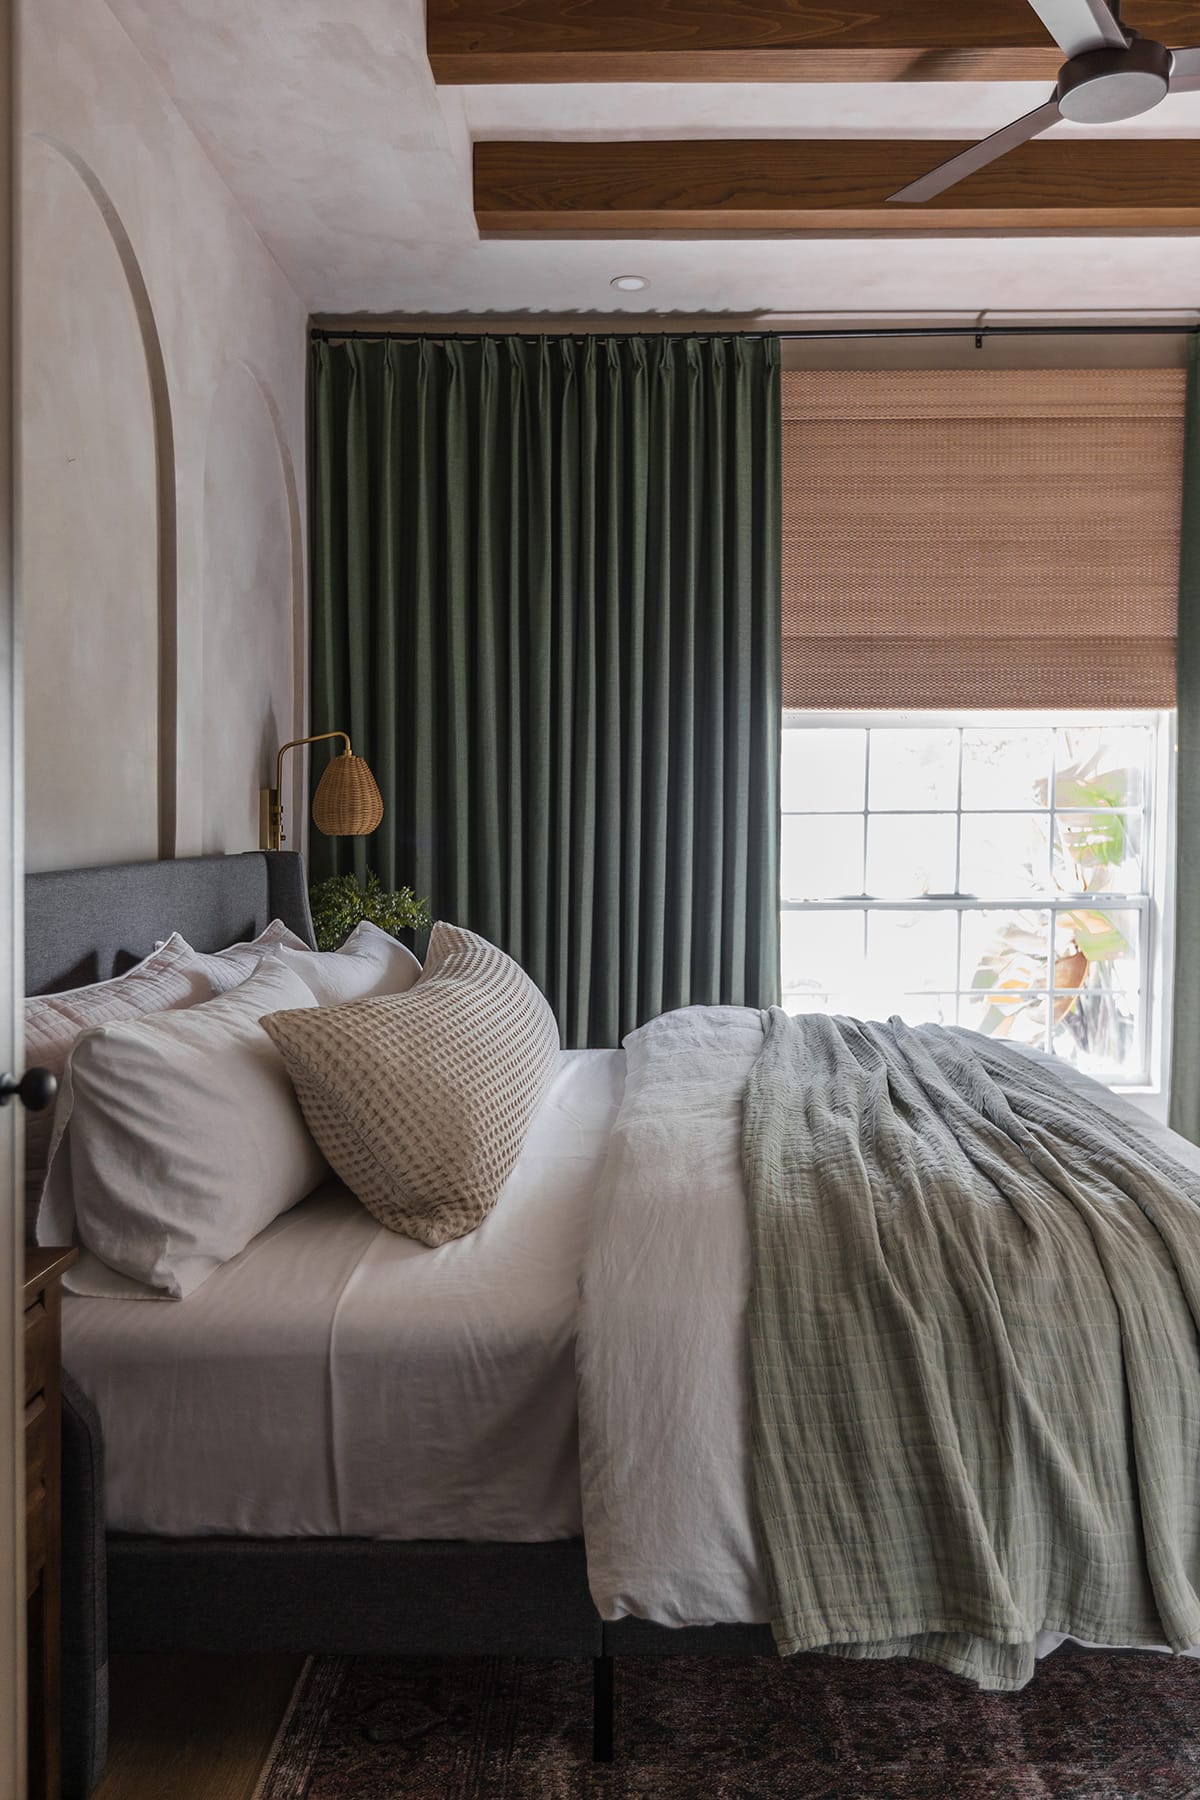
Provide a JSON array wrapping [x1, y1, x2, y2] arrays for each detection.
[[888, 0, 1200, 202]]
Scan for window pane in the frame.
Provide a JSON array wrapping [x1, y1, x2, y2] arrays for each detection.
[[780, 909, 865, 999], [782, 728, 865, 813], [866, 814, 957, 898], [961, 728, 1054, 810], [867, 910, 957, 994], [782, 815, 863, 901], [782, 992, 860, 1020], [959, 813, 1050, 897], [1055, 727, 1148, 810], [778, 714, 1157, 1087], [1052, 992, 1142, 1080], [1053, 811, 1143, 896], [1053, 908, 1139, 997], [867, 729, 959, 811], [961, 989, 1050, 1048], [887, 994, 958, 1028], [960, 908, 1052, 995], [790, 991, 956, 1030]]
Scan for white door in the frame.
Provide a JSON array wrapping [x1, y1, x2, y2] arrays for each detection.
[[0, 0, 25, 1792]]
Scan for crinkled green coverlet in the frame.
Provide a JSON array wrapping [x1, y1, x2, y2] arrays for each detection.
[[742, 1010, 1200, 1690]]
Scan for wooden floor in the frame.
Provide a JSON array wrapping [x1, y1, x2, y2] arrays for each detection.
[[91, 1653, 304, 1800]]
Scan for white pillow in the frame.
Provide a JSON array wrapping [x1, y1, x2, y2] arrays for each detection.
[[277, 920, 421, 1006], [24, 934, 212, 1235], [37, 958, 327, 1299], [184, 920, 312, 994]]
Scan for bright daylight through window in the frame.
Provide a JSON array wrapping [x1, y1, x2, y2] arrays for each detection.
[[781, 713, 1175, 1090]]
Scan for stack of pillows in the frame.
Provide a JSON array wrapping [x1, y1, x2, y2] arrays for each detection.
[[31, 918, 560, 1299]]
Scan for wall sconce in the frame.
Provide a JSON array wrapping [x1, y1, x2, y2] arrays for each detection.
[[260, 730, 384, 853]]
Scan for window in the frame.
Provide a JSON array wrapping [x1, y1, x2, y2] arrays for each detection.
[[777, 366, 1184, 1102], [780, 711, 1175, 1093]]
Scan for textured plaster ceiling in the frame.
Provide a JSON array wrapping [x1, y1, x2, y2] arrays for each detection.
[[104, 0, 1200, 319]]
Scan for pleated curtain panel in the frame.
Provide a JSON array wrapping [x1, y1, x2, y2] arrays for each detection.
[[309, 333, 783, 1048]]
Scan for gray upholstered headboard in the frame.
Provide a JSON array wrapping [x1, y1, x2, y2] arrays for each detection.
[[24, 851, 316, 997]]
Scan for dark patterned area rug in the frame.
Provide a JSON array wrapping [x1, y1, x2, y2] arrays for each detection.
[[253, 1647, 1200, 1800]]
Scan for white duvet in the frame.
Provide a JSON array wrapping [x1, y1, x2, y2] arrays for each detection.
[[577, 1003, 1200, 1666]]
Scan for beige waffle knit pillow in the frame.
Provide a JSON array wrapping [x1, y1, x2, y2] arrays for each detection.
[[260, 923, 561, 1246]]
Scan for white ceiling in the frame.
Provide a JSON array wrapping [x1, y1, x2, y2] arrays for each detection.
[[105, 0, 1200, 319]]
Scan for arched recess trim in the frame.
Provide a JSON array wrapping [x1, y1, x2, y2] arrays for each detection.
[[31, 136, 178, 858], [232, 360, 306, 750]]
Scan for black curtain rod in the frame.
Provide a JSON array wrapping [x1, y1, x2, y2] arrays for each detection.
[[777, 324, 1200, 341], [311, 323, 1200, 344]]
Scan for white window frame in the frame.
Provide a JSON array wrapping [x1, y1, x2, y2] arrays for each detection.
[[781, 709, 1177, 1117]]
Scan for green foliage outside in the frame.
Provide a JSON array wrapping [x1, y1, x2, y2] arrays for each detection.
[[308, 872, 431, 952], [970, 747, 1137, 1062]]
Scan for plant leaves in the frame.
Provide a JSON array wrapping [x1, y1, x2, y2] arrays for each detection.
[[1056, 810, 1126, 870], [1062, 909, 1127, 964], [308, 872, 431, 952], [1054, 770, 1130, 810]]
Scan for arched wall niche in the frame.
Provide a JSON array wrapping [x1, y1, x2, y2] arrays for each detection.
[[22, 134, 177, 868]]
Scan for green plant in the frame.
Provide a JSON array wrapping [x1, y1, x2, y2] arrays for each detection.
[[308, 872, 430, 952]]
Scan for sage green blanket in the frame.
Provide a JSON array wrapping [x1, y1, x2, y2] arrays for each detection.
[[742, 1009, 1200, 1689]]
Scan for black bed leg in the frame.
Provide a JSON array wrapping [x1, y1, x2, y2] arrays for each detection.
[[592, 1653, 615, 1763]]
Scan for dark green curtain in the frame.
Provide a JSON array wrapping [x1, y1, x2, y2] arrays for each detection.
[[1171, 334, 1200, 1141], [309, 333, 782, 1048]]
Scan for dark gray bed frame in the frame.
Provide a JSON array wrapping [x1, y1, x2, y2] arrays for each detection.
[[26, 851, 772, 1795]]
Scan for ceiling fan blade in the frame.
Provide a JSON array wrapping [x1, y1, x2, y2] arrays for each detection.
[[888, 99, 1062, 205], [1025, 0, 1127, 57], [1170, 45, 1200, 91]]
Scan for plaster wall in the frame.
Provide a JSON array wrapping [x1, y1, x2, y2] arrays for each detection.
[[19, 0, 308, 870]]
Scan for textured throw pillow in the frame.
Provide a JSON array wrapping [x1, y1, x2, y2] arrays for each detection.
[[37, 958, 328, 1299], [277, 920, 421, 1006], [261, 923, 560, 1246], [24, 934, 211, 1235]]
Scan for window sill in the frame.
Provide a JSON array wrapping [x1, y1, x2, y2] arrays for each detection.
[[1110, 1083, 1167, 1125]]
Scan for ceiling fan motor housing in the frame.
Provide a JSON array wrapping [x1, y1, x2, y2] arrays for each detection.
[[1057, 36, 1171, 122]]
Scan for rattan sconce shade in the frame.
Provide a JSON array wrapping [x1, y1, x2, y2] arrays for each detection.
[[781, 367, 1186, 710], [311, 752, 384, 838]]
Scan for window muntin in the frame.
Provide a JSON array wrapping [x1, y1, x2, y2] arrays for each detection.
[[780, 713, 1169, 1088]]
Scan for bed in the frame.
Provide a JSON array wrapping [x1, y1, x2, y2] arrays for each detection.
[[37, 850, 1200, 1795]]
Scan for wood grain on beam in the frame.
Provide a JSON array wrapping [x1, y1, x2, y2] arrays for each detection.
[[475, 138, 1200, 234], [430, 0, 1200, 83]]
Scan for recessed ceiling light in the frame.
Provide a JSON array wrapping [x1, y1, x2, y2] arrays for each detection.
[[610, 274, 650, 292]]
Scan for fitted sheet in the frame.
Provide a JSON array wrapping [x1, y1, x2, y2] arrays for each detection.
[[62, 1048, 625, 1540]]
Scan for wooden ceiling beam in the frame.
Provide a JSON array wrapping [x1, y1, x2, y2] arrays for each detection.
[[430, 1, 1200, 84], [474, 138, 1200, 234]]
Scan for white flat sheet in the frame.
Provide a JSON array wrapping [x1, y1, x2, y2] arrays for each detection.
[[578, 1006, 1200, 1670], [62, 1047, 625, 1540]]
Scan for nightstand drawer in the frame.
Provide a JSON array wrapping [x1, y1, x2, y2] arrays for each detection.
[[25, 1394, 47, 1504], [24, 1299, 48, 1406], [26, 1491, 46, 1599]]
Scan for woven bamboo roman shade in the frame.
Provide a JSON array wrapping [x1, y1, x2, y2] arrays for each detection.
[[782, 368, 1185, 710]]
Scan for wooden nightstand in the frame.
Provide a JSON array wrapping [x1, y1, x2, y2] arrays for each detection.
[[24, 1246, 77, 1800]]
